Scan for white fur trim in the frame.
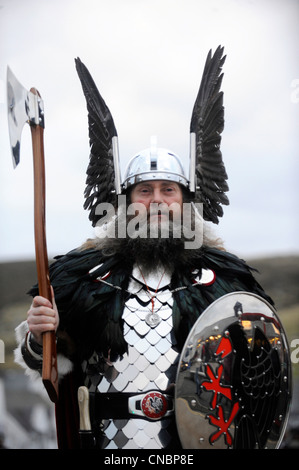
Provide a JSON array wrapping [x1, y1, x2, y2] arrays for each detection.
[[14, 337, 41, 382], [57, 354, 74, 377], [14, 321, 74, 382], [15, 320, 29, 344]]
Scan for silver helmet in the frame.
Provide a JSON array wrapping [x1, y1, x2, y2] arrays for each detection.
[[122, 146, 188, 191]]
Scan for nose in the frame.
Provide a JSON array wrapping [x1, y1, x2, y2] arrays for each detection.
[[151, 188, 164, 204]]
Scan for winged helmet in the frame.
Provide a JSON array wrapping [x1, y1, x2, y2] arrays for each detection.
[[75, 46, 229, 227]]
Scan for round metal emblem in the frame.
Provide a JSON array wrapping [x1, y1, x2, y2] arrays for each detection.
[[145, 312, 161, 327], [142, 392, 168, 419], [175, 292, 292, 449]]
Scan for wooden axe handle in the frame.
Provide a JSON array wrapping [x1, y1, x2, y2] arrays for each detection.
[[30, 100, 58, 403]]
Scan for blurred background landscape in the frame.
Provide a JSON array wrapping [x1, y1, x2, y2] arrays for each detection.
[[0, 254, 298, 449]]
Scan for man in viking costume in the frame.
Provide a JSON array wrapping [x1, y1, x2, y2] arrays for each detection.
[[14, 47, 289, 449]]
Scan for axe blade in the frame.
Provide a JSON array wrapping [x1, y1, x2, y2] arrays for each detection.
[[6, 66, 45, 168]]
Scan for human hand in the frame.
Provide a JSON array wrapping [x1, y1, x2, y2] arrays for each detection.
[[27, 286, 59, 345]]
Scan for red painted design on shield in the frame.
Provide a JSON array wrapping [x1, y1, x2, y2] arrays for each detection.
[[215, 335, 232, 358], [200, 333, 240, 447], [201, 364, 232, 408], [208, 402, 240, 446]]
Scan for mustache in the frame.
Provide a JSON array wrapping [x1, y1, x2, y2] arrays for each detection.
[[132, 203, 180, 222], [147, 210, 170, 219]]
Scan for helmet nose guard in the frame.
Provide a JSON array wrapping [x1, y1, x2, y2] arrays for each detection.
[[122, 147, 189, 191]]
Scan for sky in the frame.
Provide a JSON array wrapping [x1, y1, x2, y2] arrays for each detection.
[[0, 0, 298, 262]]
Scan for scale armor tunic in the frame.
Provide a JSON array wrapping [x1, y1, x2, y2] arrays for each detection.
[[82, 266, 180, 449]]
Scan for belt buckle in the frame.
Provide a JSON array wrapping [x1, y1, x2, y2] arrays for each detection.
[[128, 391, 173, 420]]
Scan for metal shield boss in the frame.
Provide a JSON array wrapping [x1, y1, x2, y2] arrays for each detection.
[[175, 292, 292, 449]]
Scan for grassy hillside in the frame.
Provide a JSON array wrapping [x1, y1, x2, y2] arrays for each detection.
[[247, 255, 299, 310]]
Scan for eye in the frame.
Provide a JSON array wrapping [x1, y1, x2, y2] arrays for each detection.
[[164, 186, 175, 193], [139, 187, 151, 194]]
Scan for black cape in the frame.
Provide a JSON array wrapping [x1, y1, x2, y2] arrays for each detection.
[[28, 245, 274, 449]]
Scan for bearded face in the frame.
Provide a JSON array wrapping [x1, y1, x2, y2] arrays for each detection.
[[92, 180, 206, 272]]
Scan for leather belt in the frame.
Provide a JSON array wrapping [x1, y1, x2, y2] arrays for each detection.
[[95, 391, 174, 421]]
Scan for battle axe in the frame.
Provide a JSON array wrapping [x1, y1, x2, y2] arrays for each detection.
[[7, 67, 58, 403]]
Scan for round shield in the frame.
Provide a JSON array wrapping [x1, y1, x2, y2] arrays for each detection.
[[175, 292, 292, 449]]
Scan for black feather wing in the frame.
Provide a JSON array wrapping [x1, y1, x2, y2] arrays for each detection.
[[190, 46, 229, 224], [75, 58, 118, 226]]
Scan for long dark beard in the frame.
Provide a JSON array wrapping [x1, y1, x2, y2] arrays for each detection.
[[98, 215, 200, 272], [84, 204, 224, 271], [120, 230, 186, 272]]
